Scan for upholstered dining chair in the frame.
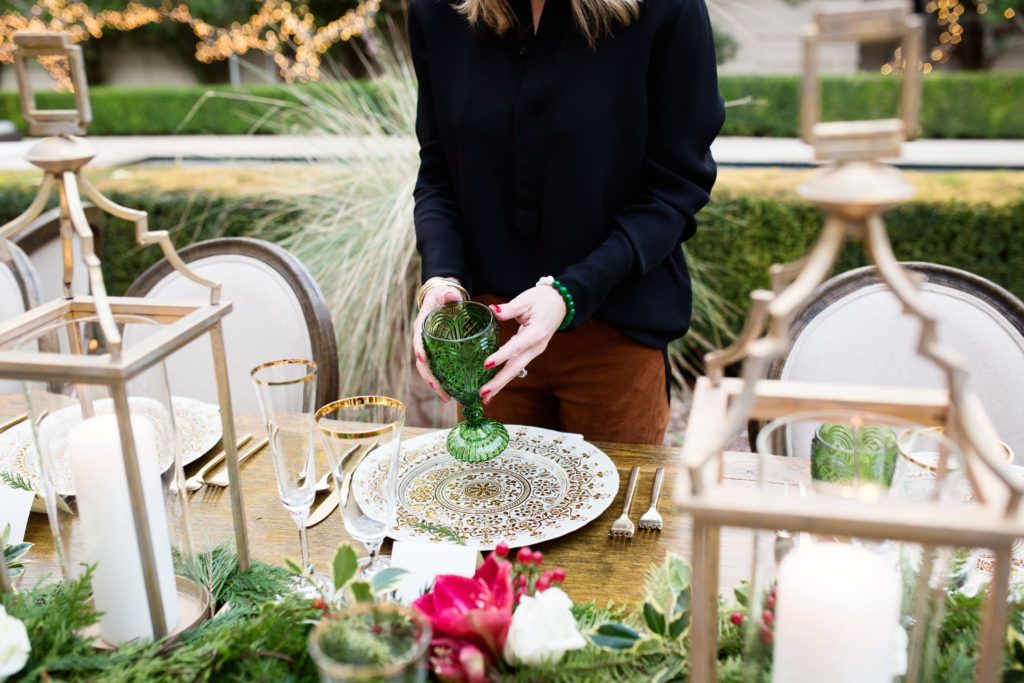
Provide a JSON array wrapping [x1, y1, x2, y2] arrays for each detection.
[[755, 262, 1024, 464], [13, 203, 105, 302], [124, 237, 339, 414], [0, 242, 46, 393]]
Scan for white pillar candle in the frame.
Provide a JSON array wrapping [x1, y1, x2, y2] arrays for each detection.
[[67, 413, 179, 645], [772, 543, 902, 683]]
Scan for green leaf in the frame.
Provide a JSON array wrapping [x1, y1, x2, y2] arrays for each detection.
[[369, 567, 408, 596], [332, 543, 359, 591], [643, 602, 667, 636], [734, 583, 749, 608], [673, 585, 691, 616], [0, 524, 8, 547], [665, 554, 691, 594], [5, 542, 32, 565], [634, 637, 663, 654], [588, 623, 642, 650], [652, 660, 687, 683], [283, 557, 304, 575], [668, 612, 690, 640], [349, 580, 374, 603]]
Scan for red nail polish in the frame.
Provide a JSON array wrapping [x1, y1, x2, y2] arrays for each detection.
[[417, 353, 423, 362], [484, 396, 492, 405], [481, 389, 490, 396], [491, 305, 502, 313], [484, 361, 495, 369], [429, 381, 435, 389]]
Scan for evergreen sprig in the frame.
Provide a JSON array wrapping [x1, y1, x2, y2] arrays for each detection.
[[1, 471, 32, 491]]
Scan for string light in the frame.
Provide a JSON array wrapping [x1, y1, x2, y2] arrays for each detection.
[[881, 0, 995, 74], [0, 0, 380, 90]]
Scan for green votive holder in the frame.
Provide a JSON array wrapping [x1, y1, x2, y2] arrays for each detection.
[[307, 603, 432, 683]]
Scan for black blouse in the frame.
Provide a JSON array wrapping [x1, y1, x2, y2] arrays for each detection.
[[409, 0, 724, 349]]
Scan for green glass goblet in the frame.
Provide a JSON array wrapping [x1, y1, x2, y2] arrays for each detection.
[[811, 422, 898, 488], [422, 301, 509, 462]]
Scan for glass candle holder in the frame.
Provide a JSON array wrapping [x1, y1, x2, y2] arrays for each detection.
[[307, 602, 432, 683]]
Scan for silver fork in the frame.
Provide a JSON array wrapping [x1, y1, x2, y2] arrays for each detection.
[[609, 466, 639, 538], [638, 467, 665, 531]]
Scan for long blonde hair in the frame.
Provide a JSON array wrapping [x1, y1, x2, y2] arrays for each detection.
[[455, 0, 641, 48]]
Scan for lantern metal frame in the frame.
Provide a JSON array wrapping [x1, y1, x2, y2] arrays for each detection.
[[675, 3, 1024, 681], [0, 32, 251, 640]]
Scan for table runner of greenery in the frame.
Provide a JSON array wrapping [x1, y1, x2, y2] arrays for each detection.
[[3, 542, 1024, 682]]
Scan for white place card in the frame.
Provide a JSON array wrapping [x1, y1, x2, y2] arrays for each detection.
[[390, 540, 480, 604], [0, 485, 36, 545]]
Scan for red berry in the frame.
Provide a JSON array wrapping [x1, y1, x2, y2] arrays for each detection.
[[312, 599, 326, 610], [765, 595, 776, 609], [372, 624, 382, 635], [730, 612, 743, 626], [762, 610, 774, 627], [516, 574, 528, 588], [494, 541, 510, 558], [536, 576, 551, 592], [532, 551, 544, 565], [770, 585, 778, 597], [761, 625, 774, 645], [552, 567, 566, 583], [517, 547, 533, 564]]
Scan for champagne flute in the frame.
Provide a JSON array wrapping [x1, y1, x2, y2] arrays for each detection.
[[316, 396, 405, 575], [251, 359, 319, 584]]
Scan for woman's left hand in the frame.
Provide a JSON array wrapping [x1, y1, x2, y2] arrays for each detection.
[[479, 285, 566, 402]]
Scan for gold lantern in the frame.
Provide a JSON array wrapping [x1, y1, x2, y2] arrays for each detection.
[[675, 3, 1024, 680], [0, 32, 251, 643]]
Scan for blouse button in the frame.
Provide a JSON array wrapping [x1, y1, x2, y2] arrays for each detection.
[[518, 45, 528, 56]]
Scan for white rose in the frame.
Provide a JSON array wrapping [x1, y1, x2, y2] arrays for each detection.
[[0, 605, 29, 681], [503, 587, 586, 667], [892, 624, 908, 677]]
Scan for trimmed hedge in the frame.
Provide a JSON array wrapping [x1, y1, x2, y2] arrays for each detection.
[[2, 186, 1021, 353], [0, 71, 1022, 138], [693, 193, 1024, 331]]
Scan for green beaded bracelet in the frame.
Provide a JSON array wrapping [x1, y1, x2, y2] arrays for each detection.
[[537, 276, 576, 330]]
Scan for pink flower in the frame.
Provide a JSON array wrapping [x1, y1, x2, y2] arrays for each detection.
[[413, 554, 514, 661], [429, 638, 489, 683]]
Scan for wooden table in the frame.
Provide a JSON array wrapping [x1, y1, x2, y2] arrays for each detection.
[[5, 397, 799, 604]]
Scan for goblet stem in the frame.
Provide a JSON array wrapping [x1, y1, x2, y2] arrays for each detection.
[[463, 401, 484, 425], [292, 510, 313, 575], [363, 539, 384, 576]]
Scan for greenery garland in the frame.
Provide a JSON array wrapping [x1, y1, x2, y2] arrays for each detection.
[[4, 543, 1024, 681]]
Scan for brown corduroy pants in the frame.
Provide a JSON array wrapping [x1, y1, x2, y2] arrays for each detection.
[[476, 294, 670, 446]]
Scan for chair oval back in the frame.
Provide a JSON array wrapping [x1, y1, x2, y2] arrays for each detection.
[[14, 203, 105, 302], [1, 242, 45, 393], [766, 262, 1024, 464], [124, 238, 338, 414]]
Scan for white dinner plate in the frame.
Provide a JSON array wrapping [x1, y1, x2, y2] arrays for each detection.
[[0, 396, 221, 496], [352, 425, 619, 550]]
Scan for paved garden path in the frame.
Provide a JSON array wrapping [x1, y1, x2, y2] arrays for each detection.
[[0, 135, 1022, 171]]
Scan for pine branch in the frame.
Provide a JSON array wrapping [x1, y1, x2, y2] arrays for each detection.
[[1, 470, 32, 491]]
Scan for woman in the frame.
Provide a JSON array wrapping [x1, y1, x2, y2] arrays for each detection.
[[410, 0, 724, 445]]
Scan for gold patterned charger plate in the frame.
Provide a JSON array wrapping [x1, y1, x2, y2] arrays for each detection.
[[352, 425, 619, 549], [0, 396, 221, 495]]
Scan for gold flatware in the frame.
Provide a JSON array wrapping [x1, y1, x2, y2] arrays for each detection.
[[638, 467, 665, 531], [306, 441, 377, 529], [181, 433, 254, 493], [609, 465, 639, 538], [206, 437, 268, 487], [0, 413, 28, 434], [305, 486, 338, 528]]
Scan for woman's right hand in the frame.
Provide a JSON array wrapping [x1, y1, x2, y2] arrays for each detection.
[[413, 284, 465, 402]]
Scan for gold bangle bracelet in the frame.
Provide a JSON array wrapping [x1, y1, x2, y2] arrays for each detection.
[[416, 277, 469, 310]]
